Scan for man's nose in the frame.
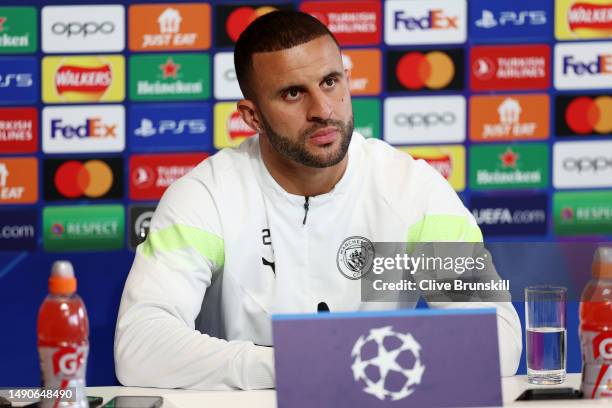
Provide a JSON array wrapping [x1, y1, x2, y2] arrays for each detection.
[[307, 89, 333, 122]]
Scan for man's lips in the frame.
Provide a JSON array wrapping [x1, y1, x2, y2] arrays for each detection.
[[309, 128, 338, 146]]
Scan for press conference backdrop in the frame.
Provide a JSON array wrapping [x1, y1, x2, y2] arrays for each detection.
[[1, 0, 611, 386]]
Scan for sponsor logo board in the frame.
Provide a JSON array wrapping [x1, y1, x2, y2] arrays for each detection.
[[215, 3, 292, 47], [42, 5, 125, 53], [0, 107, 37, 153], [0, 57, 38, 104], [555, 0, 612, 40], [385, 0, 466, 45], [129, 103, 211, 152], [42, 55, 124, 103], [555, 94, 612, 136], [470, 44, 550, 91], [42, 105, 125, 153], [129, 3, 210, 51], [43, 204, 124, 251], [469, 0, 550, 42], [470, 194, 548, 236], [554, 42, 612, 90], [302, 1, 381, 45], [469, 144, 549, 190], [342, 49, 381, 95], [129, 54, 209, 101], [129, 153, 208, 200], [554, 191, 612, 235], [400, 145, 465, 191], [0, 157, 38, 204], [387, 48, 464, 92], [214, 102, 257, 149], [469, 94, 549, 142], [0, 7, 37, 53], [128, 204, 156, 250], [0, 209, 37, 251], [383, 96, 466, 145], [44, 157, 123, 201], [353, 98, 380, 139], [553, 140, 612, 188], [214, 52, 242, 100]]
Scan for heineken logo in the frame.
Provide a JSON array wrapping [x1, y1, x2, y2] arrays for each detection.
[[0, 7, 37, 52]]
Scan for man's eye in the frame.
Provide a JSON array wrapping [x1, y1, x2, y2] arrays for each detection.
[[323, 78, 337, 88], [285, 89, 301, 100]]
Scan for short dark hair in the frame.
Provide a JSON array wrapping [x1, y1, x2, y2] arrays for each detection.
[[234, 10, 339, 100]]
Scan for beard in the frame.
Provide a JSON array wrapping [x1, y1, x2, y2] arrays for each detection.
[[259, 113, 354, 168]]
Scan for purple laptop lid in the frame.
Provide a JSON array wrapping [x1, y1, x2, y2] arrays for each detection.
[[272, 308, 501, 408]]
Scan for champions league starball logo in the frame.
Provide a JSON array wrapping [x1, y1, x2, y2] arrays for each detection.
[[351, 326, 425, 401], [337, 236, 375, 280]]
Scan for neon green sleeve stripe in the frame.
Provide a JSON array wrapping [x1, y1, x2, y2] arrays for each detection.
[[142, 224, 225, 267], [407, 214, 483, 243]]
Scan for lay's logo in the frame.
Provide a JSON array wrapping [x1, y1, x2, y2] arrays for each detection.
[[42, 55, 125, 103], [556, 0, 612, 39]]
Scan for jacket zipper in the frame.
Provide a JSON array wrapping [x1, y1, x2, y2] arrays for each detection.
[[302, 196, 310, 225]]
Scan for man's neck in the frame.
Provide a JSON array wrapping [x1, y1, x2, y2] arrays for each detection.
[[259, 136, 348, 197]]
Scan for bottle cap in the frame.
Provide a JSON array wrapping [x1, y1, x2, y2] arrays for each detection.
[[49, 260, 77, 295], [592, 246, 612, 279]]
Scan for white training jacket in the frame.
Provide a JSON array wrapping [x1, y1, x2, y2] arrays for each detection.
[[114, 133, 522, 390]]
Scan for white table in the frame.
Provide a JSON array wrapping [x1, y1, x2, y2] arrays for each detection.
[[81, 374, 610, 407]]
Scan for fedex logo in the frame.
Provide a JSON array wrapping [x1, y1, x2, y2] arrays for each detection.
[[394, 9, 458, 30], [555, 42, 612, 89], [562, 55, 612, 75], [51, 118, 116, 139]]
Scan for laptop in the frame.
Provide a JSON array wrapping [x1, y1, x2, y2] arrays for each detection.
[[272, 308, 502, 408]]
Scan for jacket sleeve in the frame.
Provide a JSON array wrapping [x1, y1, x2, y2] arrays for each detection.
[[114, 176, 274, 390], [406, 162, 523, 377]]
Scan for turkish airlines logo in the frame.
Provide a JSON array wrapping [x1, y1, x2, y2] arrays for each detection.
[[387, 48, 463, 92], [555, 42, 612, 89], [470, 44, 550, 91], [0, 107, 38, 154], [556, 94, 612, 136], [554, 141, 612, 188]]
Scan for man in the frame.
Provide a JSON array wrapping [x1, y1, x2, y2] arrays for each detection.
[[115, 11, 522, 390]]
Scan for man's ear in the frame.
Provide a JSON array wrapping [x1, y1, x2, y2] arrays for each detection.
[[237, 99, 263, 133]]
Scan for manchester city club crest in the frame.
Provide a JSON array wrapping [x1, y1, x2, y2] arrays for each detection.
[[337, 236, 375, 280]]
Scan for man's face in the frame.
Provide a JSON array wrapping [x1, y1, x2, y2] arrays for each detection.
[[250, 35, 354, 168]]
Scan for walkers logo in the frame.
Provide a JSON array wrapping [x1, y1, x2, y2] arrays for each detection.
[[44, 158, 123, 201], [469, 144, 549, 190], [0, 157, 38, 204], [554, 42, 612, 90], [342, 49, 381, 95], [470, 45, 550, 91], [129, 54, 210, 101], [470, 194, 547, 236], [0, 7, 37, 53], [214, 102, 257, 149], [469, 0, 550, 42], [42, 55, 124, 103], [383, 96, 466, 145], [400, 145, 465, 191], [128, 204, 156, 250], [469, 94, 549, 142], [43, 205, 124, 251], [556, 0, 612, 39], [215, 3, 291, 47], [129, 153, 208, 200], [42, 105, 125, 154], [384, 0, 466, 45], [214, 52, 242, 100], [0, 209, 37, 251], [0, 107, 37, 153], [387, 48, 464, 92], [554, 191, 612, 235], [129, 3, 210, 51], [556, 94, 612, 136], [554, 141, 612, 189], [129, 103, 211, 152], [302, 1, 381, 46], [0, 57, 37, 103], [353, 99, 380, 139], [42, 5, 124, 53]]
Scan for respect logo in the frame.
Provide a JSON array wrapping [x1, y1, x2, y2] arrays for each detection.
[[387, 48, 463, 92], [554, 191, 612, 235], [556, 94, 612, 136], [42, 55, 125, 103], [556, 0, 612, 39]]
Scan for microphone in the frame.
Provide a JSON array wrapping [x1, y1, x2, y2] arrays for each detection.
[[317, 302, 330, 313]]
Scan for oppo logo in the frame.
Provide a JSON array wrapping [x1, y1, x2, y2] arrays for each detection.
[[394, 112, 456, 127], [563, 157, 612, 172], [224, 69, 236, 81], [51, 21, 115, 37]]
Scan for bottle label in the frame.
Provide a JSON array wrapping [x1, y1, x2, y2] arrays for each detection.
[[581, 330, 612, 364], [39, 345, 88, 407]]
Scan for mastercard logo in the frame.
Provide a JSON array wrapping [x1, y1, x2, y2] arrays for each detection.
[[54, 160, 114, 198], [226, 6, 278, 42], [396, 51, 455, 90], [565, 96, 612, 134]]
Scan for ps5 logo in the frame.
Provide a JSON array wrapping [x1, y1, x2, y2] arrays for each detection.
[[0, 73, 33, 88], [475, 9, 546, 29], [134, 118, 207, 138]]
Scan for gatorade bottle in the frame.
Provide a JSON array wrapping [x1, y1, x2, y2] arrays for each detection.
[[38, 261, 89, 408], [580, 246, 612, 399]]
